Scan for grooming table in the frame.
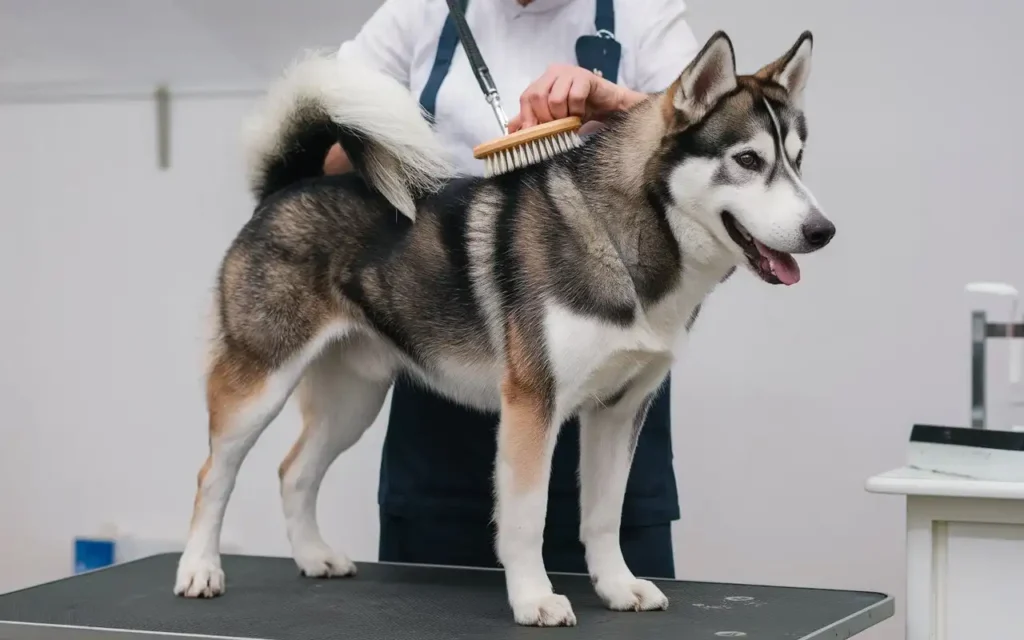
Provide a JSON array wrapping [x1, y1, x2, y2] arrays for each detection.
[[0, 554, 893, 639]]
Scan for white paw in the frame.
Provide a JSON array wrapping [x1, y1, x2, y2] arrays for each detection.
[[595, 577, 669, 612], [174, 556, 225, 598], [294, 544, 357, 578], [511, 593, 577, 627]]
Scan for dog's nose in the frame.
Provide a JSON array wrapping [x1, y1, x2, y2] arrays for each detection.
[[802, 218, 836, 249]]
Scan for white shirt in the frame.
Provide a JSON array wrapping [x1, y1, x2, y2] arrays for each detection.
[[338, 0, 700, 175]]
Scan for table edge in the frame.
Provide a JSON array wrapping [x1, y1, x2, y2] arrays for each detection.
[[866, 468, 1024, 500], [0, 596, 896, 640], [799, 594, 894, 639], [0, 619, 269, 640]]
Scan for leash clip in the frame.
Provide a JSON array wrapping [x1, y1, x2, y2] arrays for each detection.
[[479, 73, 510, 131]]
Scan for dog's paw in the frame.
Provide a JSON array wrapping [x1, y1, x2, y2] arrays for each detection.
[[511, 593, 577, 627], [174, 556, 225, 598], [595, 577, 669, 612], [294, 545, 357, 579]]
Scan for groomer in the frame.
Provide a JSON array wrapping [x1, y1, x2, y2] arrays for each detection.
[[326, 0, 699, 579]]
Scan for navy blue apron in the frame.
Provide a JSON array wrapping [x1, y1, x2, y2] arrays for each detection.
[[378, 0, 677, 578]]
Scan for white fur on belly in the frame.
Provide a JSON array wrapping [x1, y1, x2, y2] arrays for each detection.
[[415, 357, 503, 412]]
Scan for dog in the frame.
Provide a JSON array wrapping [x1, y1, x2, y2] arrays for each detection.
[[173, 30, 835, 627]]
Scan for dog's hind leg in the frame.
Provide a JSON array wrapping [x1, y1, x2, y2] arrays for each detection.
[[579, 358, 673, 612], [279, 338, 392, 578], [174, 322, 348, 598]]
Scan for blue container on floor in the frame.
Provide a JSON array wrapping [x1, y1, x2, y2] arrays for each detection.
[[74, 537, 115, 574]]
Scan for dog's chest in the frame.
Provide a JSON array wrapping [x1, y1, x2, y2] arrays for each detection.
[[543, 290, 698, 411]]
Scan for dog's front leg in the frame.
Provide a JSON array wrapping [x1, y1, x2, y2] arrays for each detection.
[[579, 359, 673, 612], [495, 365, 574, 626]]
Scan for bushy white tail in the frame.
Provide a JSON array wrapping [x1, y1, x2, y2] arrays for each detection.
[[241, 50, 455, 220]]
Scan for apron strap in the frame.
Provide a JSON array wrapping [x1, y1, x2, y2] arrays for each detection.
[[420, 0, 618, 119], [578, 0, 619, 85], [594, 0, 615, 37], [419, 0, 468, 119]]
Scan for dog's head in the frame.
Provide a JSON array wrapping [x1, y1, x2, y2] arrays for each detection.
[[657, 31, 834, 285]]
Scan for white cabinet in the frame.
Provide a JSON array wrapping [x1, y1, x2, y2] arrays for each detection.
[[867, 468, 1024, 639]]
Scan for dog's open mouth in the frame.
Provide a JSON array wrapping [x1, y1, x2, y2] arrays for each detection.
[[721, 212, 801, 285]]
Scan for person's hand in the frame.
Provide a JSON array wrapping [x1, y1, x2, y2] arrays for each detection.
[[506, 64, 643, 133], [324, 143, 353, 175]]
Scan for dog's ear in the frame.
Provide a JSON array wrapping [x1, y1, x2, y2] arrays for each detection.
[[672, 31, 737, 120], [756, 31, 813, 108]]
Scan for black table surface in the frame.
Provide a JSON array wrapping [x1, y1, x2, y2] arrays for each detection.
[[0, 553, 893, 640]]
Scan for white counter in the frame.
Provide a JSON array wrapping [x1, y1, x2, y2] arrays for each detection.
[[867, 467, 1024, 640]]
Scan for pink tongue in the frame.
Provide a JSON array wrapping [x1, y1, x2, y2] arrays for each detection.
[[754, 240, 801, 285]]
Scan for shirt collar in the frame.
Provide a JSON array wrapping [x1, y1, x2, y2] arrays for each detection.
[[499, 0, 581, 18]]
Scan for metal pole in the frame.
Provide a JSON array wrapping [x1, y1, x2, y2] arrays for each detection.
[[155, 85, 171, 170], [971, 310, 987, 428]]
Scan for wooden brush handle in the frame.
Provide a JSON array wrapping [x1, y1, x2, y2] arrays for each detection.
[[472, 117, 582, 159]]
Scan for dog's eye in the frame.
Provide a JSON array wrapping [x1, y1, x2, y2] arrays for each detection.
[[794, 150, 804, 169], [733, 151, 763, 171]]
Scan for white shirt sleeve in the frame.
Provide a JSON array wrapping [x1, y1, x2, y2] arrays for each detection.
[[336, 0, 420, 88], [627, 0, 701, 94]]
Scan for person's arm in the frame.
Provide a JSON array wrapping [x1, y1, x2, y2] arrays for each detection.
[[326, 0, 419, 174]]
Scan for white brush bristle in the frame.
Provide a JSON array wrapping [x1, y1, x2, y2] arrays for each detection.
[[483, 130, 584, 177]]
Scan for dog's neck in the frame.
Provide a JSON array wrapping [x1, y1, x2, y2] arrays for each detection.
[[574, 98, 740, 302], [581, 98, 666, 198]]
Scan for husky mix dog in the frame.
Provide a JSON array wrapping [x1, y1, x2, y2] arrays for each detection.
[[173, 31, 835, 627]]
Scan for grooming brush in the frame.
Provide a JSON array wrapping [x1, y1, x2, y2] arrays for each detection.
[[444, 0, 584, 177]]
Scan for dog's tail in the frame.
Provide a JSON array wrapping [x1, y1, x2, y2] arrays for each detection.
[[241, 51, 454, 220]]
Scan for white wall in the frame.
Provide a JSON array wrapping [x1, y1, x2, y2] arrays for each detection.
[[0, 0, 384, 91], [0, 2, 1021, 640], [669, 3, 1021, 639]]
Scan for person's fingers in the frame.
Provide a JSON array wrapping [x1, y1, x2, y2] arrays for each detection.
[[526, 72, 557, 125], [567, 76, 589, 119], [578, 120, 606, 136], [518, 83, 539, 129], [548, 74, 573, 120], [588, 76, 625, 121], [527, 91, 552, 125], [517, 101, 538, 129], [506, 114, 523, 133]]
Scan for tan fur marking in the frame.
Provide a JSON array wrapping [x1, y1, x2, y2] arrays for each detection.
[[190, 456, 213, 531], [277, 376, 318, 481], [186, 346, 268, 532], [278, 429, 308, 483], [754, 46, 796, 84], [499, 320, 552, 491], [206, 350, 267, 435], [737, 75, 786, 102], [661, 79, 681, 124]]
